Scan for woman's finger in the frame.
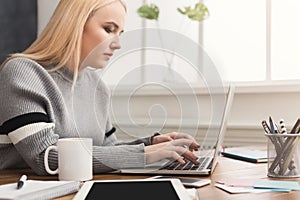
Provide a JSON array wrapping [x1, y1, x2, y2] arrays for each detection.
[[182, 150, 199, 165], [152, 135, 173, 144], [163, 145, 199, 165], [145, 149, 185, 164], [166, 132, 200, 148], [170, 138, 200, 150], [167, 132, 194, 140]]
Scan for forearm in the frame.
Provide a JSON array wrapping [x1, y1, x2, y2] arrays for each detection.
[[13, 138, 146, 175], [115, 137, 152, 146], [93, 143, 146, 173], [105, 133, 159, 146], [11, 125, 59, 175]]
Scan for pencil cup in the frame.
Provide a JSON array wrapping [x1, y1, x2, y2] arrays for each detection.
[[265, 133, 300, 178]]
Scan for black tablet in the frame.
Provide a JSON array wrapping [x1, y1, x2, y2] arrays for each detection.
[[73, 179, 191, 200]]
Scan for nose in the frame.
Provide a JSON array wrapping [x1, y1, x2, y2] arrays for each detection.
[[110, 36, 121, 50]]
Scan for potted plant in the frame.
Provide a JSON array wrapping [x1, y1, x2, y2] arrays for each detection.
[[136, 2, 210, 83], [137, 2, 209, 22]]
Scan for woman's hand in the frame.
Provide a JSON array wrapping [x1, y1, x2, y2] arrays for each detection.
[[152, 132, 199, 151], [145, 138, 200, 165]]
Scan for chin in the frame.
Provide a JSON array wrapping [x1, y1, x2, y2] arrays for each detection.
[[91, 62, 107, 69]]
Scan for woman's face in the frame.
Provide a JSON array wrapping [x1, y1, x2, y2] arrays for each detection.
[[80, 1, 126, 69]]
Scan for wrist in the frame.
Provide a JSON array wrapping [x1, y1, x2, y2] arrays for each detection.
[[150, 132, 160, 144]]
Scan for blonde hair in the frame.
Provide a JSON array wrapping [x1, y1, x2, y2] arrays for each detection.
[[2, 0, 126, 85]]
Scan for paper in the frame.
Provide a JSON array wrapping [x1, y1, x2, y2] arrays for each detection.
[[215, 179, 300, 194], [254, 180, 300, 191], [0, 180, 80, 200], [215, 183, 272, 194], [216, 178, 256, 187]]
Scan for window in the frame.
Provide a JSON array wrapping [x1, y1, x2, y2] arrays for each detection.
[[204, 0, 300, 82], [203, 0, 266, 82], [271, 0, 300, 80], [102, 0, 300, 86]]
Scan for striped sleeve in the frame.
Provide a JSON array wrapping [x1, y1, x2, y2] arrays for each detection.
[[0, 58, 60, 174], [0, 112, 52, 143], [0, 113, 59, 175], [0, 58, 148, 174]]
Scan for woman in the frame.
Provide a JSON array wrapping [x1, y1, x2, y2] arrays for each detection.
[[0, 0, 199, 175]]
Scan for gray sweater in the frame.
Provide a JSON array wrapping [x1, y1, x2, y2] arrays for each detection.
[[0, 58, 149, 175]]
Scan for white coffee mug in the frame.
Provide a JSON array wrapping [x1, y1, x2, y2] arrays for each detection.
[[44, 138, 93, 181]]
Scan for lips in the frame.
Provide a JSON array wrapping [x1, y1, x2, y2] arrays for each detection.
[[104, 53, 113, 57], [103, 52, 113, 60], [104, 52, 113, 61]]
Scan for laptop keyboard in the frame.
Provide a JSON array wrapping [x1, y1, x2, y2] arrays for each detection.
[[160, 156, 212, 171]]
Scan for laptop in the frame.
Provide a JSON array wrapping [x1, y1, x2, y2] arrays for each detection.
[[117, 84, 235, 176]]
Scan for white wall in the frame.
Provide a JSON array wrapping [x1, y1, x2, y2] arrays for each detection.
[[37, 0, 60, 35], [111, 83, 300, 147]]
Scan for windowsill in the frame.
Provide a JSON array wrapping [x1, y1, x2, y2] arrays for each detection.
[[109, 80, 300, 96], [230, 80, 300, 93]]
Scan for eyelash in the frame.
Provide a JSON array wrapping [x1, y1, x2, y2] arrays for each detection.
[[104, 26, 113, 33]]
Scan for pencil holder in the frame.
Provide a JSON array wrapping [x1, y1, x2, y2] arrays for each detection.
[[265, 133, 300, 178]]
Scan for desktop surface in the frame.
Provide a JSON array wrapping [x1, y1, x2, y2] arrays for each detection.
[[1, 147, 300, 200]]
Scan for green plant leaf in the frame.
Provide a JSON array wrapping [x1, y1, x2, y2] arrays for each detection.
[[177, 3, 209, 21], [137, 4, 159, 20]]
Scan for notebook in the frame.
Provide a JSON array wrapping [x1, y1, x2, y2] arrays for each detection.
[[118, 84, 235, 176], [221, 148, 268, 163], [0, 180, 80, 200]]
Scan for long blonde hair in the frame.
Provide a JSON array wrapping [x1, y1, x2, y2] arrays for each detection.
[[2, 0, 126, 84]]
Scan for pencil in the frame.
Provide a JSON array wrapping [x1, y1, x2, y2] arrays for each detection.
[[291, 118, 300, 133]]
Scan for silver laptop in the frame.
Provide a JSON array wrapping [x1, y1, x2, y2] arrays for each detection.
[[117, 84, 235, 176]]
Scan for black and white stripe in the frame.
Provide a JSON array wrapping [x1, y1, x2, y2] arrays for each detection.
[[0, 112, 54, 144], [105, 127, 116, 137]]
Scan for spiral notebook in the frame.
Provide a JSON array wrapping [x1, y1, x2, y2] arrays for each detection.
[[0, 180, 80, 200]]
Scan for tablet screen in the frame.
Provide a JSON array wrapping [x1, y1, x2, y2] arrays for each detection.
[[85, 181, 180, 200]]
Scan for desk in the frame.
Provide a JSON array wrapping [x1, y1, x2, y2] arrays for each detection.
[[1, 156, 300, 200]]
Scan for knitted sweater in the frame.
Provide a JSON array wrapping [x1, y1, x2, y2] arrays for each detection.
[[0, 58, 149, 175]]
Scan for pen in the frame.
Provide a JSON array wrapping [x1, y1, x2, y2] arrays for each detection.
[[280, 118, 299, 175], [279, 119, 287, 134], [291, 118, 300, 133], [269, 116, 279, 134], [17, 174, 27, 189], [261, 120, 271, 133], [267, 117, 286, 173], [280, 136, 298, 175]]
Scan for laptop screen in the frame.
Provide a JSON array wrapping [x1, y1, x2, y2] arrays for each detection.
[[210, 84, 235, 172]]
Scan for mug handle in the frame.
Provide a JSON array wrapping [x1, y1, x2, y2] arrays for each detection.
[[44, 145, 58, 175]]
